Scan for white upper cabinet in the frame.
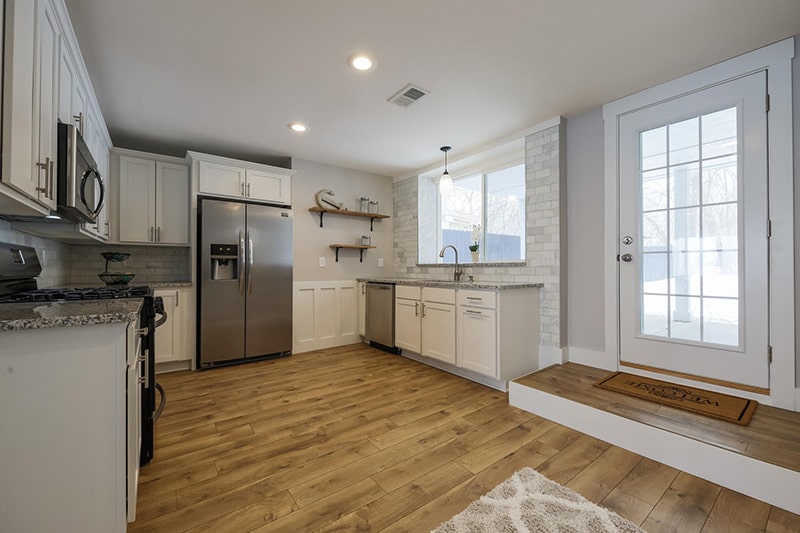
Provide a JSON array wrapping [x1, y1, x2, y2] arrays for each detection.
[[118, 154, 189, 245], [192, 152, 294, 206], [1, 0, 113, 219]]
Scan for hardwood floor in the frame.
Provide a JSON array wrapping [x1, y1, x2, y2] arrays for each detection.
[[130, 344, 800, 532]]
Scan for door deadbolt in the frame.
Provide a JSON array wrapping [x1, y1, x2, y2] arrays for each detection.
[[622, 236, 633, 245], [620, 253, 633, 263]]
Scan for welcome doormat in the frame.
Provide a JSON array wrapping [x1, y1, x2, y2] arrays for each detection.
[[595, 372, 757, 426]]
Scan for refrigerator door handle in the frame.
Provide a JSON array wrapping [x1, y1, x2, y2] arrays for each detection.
[[248, 231, 254, 295], [238, 230, 246, 295]]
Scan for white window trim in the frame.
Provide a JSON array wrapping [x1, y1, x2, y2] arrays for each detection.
[[602, 37, 796, 409]]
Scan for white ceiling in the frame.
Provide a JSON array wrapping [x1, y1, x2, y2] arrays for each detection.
[[63, 0, 800, 179]]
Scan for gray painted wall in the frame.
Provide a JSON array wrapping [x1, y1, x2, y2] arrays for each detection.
[[291, 158, 395, 282], [565, 108, 606, 352]]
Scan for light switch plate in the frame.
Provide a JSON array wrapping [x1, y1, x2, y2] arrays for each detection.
[[378, 258, 384, 268], [319, 256, 326, 267]]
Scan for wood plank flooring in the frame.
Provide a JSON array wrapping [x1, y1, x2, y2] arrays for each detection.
[[129, 344, 800, 532]]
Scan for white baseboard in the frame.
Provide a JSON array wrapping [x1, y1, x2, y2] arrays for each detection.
[[566, 346, 617, 370], [398, 350, 508, 391], [509, 381, 800, 515], [796, 388, 800, 412], [538, 344, 565, 369]]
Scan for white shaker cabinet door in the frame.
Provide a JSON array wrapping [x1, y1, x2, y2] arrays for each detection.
[[420, 302, 456, 364], [118, 156, 156, 243], [155, 162, 189, 245], [198, 160, 245, 199], [395, 298, 421, 353], [457, 307, 497, 377], [246, 168, 291, 205]]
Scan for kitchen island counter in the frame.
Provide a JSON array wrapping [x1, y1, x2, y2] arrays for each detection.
[[0, 299, 143, 331]]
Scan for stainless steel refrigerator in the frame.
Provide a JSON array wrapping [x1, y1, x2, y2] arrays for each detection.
[[198, 198, 292, 367]]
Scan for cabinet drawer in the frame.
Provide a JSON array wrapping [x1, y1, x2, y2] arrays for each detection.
[[396, 285, 421, 300], [422, 287, 455, 305], [457, 289, 496, 309]]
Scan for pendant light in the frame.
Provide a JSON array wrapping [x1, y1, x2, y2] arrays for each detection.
[[439, 146, 453, 195]]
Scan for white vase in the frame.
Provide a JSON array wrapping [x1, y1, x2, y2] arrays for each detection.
[[470, 251, 479, 262]]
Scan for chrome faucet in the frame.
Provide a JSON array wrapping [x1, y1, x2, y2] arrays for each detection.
[[439, 245, 463, 282]]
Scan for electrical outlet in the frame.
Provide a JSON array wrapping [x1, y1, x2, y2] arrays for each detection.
[[319, 256, 326, 267], [378, 257, 384, 268]]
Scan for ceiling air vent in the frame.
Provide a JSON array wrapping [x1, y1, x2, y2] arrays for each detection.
[[387, 83, 430, 108]]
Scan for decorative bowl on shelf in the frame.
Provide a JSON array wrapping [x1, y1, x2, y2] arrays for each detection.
[[98, 272, 136, 285], [101, 252, 130, 262]]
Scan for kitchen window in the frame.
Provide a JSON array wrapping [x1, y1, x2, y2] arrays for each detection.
[[419, 161, 526, 264]]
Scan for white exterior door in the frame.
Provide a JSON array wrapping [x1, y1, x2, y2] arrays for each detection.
[[618, 71, 769, 389]]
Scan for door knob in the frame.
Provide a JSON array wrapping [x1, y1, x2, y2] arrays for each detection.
[[621, 253, 633, 263]]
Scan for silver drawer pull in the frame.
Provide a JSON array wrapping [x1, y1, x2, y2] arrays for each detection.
[[466, 297, 482, 300], [465, 309, 483, 315]]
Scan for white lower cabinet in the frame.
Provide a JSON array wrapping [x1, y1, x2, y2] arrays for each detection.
[[0, 320, 135, 532], [155, 288, 189, 362], [394, 286, 456, 363], [458, 306, 497, 377], [394, 284, 540, 390]]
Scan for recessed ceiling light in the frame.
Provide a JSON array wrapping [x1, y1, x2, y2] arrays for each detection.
[[348, 54, 375, 72], [287, 122, 308, 133]]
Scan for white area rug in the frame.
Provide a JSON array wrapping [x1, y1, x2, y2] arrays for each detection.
[[432, 467, 644, 533]]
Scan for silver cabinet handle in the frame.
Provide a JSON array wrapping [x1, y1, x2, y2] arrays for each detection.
[[136, 326, 149, 336], [247, 231, 254, 295], [466, 297, 482, 301], [238, 231, 245, 295], [73, 112, 84, 134], [157, 226, 161, 242], [414, 301, 419, 317], [240, 181, 245, 196], [35, 158, 50, 196], [465, 309, 483, 315], [175, 290, 179, 307], [104, 221, 110, 237], [246, 183, 251, 197], [150, 226, 154, 242], [48, 159, 55, 200], [421, 302, 426, 318]]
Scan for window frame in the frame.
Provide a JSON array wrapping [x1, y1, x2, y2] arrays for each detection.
[[436, 157, 526, 264]]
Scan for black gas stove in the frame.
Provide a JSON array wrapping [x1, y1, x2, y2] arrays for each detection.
[[2, 285, 152, 303]]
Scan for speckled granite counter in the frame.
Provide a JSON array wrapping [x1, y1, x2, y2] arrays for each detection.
[[356, 278, 543, 290], [147, 281, 192, 288], [0, 299, 143, 331]]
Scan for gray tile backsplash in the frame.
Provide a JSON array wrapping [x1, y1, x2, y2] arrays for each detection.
[[1, 220, 191, 287], [68, 244, 191, 284]]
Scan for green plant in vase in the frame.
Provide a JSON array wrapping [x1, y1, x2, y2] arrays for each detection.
[[469, 224, 481, 262]]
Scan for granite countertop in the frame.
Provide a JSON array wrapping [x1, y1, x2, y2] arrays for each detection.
[[147, 281, 192, 288], [0, 299, 143, 332], [356, 278, 543, 290]]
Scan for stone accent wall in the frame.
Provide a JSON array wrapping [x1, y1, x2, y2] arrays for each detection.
[[393, 121, 566, 348]]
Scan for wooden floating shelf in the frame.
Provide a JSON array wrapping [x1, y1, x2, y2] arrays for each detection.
[[329, 244, 376, 262], [308, 206, 390, 231]]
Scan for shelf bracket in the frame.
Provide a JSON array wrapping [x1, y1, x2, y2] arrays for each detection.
[[334, 246, 339, 262], [360, 249, 364, 262], [317, 211, 325, 228], [369, 217, 375, 231]]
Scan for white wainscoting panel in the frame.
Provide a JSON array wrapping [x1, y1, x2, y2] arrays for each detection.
[[293, 281, 361, 353]]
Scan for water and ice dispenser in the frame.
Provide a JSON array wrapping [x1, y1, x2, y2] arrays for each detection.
[[210, 244, 239, 280]]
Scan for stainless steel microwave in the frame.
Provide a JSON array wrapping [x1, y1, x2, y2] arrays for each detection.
[[56, 123, 105, 223]]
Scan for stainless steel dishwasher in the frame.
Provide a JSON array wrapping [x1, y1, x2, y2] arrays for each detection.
[[365, 282, 398, 352]]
